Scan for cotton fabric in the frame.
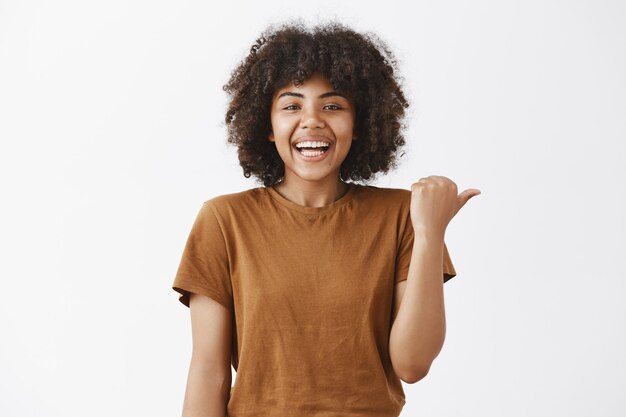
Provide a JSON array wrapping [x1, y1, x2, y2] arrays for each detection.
[[172, 183, 456, 416]]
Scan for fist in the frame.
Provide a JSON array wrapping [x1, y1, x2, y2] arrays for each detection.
[[409, 175, 481, 238]]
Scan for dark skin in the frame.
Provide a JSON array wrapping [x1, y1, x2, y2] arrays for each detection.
[[390, 179, 480, 382], [267, 72, 356, 207]]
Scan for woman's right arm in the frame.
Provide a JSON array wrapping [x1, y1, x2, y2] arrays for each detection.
[[181, 293, 233, 417]]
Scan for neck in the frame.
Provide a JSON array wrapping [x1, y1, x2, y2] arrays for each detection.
[[272, 177, 349, 208]]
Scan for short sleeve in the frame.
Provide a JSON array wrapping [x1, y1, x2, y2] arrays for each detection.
[[442, 241, 457, 283], [394, 213, 458, 284], [172, 201, 234, 310]]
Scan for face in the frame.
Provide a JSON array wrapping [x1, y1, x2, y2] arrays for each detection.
[[268, 72, 356, 186]]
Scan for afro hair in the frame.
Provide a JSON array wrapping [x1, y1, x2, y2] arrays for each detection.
[[222, 19, 410, 187]]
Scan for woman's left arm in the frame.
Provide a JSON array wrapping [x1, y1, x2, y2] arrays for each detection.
[[389, 234, 446, 384], [389, 176, 481, 383]]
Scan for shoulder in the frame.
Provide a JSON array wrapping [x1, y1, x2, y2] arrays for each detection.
[[357, 183, 410, 197], [198, 187, 269, 224], [203, 187, 265, 210], [356, 184, 411, 207], [351, 184, 412, 227]]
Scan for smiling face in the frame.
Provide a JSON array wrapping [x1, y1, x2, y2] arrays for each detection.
[[268, 72, 356, 187]]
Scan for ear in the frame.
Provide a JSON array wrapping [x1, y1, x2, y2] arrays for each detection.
[[268, 131, 275, 142]]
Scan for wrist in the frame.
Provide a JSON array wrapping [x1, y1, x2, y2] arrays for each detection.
[[411, 226, 445, 244], [411, 233, 444, 253]]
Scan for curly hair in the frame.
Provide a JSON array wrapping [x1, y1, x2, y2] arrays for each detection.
[[222, 19, 410, 187]]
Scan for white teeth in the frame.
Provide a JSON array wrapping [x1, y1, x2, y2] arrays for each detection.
[[300, 149, 325, 157], [295, 141, 330, 149]]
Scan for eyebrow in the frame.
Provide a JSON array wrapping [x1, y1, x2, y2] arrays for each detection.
[[277, 91, 348, 100]]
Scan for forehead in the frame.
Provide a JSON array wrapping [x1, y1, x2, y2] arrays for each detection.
[[273, 73, 336, 96]]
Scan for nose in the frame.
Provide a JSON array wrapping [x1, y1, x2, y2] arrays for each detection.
[[299, 106, 325, 129]]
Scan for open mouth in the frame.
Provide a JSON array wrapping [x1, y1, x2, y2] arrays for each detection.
[[296, 145, 330, 157], [293, 140, 332, 158]]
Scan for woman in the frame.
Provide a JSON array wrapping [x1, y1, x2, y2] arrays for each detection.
[[172, 20, 480, 417]]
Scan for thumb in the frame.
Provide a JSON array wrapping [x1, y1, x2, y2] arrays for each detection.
[[457, 188, 481, 210]]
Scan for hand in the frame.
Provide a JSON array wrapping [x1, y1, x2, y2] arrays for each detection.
[[409, 175, 481, 238]]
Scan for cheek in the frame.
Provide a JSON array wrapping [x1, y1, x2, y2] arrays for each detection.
[[270, 116, 292, 136], [336, 122, 355, 138]]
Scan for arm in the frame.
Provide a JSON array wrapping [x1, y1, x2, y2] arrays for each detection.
[[389, 234, 446, 384], [390, 176, 480, 383], [182, 293, 233, 417]]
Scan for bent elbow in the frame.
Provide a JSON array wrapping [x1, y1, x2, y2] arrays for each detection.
[[400, 364, 430, 384]]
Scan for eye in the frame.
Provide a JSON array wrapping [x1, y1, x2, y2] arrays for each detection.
[[324, 104, 341, 110], [284, 104, 300, 110]]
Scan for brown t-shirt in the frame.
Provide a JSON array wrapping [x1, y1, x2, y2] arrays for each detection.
[[172, 183, 457, 416]]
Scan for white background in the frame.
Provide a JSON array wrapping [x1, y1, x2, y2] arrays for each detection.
[[1, 0, 625, 416]]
